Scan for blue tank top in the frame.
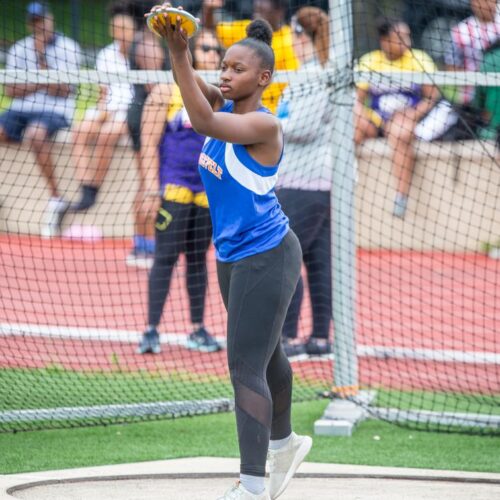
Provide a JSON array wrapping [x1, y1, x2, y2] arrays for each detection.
[[198, 101, 289, 262]]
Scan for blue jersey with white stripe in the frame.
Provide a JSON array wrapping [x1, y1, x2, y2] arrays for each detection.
[[198, 101, 289, 262]]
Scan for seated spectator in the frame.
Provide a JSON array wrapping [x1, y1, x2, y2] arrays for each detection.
[[275, 7, 333, 356], [69, 1, 135, 214], [475, 41, 500, 141], [126, 0, 170, 268], [445, 0, 500, 103], [202, 0, 300, 112], [137, 29, 223, 355], [355, 17, 457, 219], [0, 2, 81, 237]]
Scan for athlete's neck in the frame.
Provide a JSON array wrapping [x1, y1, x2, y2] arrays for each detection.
[[232, 94, 263, 114]]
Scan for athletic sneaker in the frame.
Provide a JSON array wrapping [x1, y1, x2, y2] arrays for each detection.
[[41, 197, 69, 238], [393, 194, 408, 219], [186, 327, 222, 353], [126, 249, 154, 269], [217, 482, 270, 499], [282, 338, 306, 357], [304, 338, 332, 356], [268, 432, 313, 499], [137, 328, 161, 354]]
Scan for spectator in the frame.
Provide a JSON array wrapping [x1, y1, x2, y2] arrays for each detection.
[[127, 0, 170, 268], [445, 0, 500, 137], [0, 1, 81, 237], [475, 40, 500, 140], [355, 17, 457, 219], [137, 29, 223, 355], [275, 7, 333, 356], [202, 0, 300, 112], [446, 0, 500, 102], [69, 1, 135, 214]]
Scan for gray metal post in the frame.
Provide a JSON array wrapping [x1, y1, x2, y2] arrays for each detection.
[[314, 0, 368, 437], [329, 0, 358, 397]]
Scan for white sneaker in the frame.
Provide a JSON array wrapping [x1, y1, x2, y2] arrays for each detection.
[[217, 482, 270, 500], [268, 432, 312, 499], [41, 197, 69, 238], [125, 250, 154, 269]]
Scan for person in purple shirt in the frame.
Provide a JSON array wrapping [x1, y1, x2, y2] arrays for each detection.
[[137, 28, 224, 354]]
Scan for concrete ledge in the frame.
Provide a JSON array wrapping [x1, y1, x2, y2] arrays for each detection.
[[2, 457, 500, 500], [0, 138, 499, 249]]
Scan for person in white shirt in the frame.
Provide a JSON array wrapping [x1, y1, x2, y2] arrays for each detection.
[[446, 0, 500, 103], [0, 2, 82, 237], [69, 1, 135, 214], [443, 0, 500, 138]]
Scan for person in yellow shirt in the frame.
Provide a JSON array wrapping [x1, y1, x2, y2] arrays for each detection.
[[203, 0, 300, 112], [355, 17, 457, 218]]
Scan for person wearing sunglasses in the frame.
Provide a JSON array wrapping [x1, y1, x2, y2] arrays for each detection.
[[137, 28, 224, 355]]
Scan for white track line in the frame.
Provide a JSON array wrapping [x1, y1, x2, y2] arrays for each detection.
[[1, 323, 499, 364]]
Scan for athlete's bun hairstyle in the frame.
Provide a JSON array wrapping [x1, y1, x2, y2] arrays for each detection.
[[246, 19, 273, 46], [237, 19, 275, 71]]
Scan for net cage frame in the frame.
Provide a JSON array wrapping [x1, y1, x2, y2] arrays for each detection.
[[0, 0, 499, 433]]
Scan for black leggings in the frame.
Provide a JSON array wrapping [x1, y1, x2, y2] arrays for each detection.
[[216, 231, 302, 477], [278, 189, 332, 340], [148, 199, 212, 327]]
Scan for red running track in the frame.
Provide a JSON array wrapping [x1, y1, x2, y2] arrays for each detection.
[[1, 235, 499, 393]]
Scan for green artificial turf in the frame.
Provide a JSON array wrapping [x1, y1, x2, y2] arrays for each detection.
[[1, 400, 499, 475], [0, 367, 234, 411]]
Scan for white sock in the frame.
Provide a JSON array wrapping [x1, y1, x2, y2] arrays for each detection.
[[269, 433, 292, 451], [240, 474, 265, 495]]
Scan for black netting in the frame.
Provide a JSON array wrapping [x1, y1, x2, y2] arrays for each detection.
[[0, 0, 498, 434]]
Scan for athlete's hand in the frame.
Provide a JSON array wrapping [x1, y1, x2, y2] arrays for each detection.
[[203, 0, 224, 9], [146, 5, 191, 55], [138, 190, 161, 224]]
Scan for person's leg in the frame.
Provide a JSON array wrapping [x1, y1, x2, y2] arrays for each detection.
[[138, 200, 190, 354], [277, 189, 316, 344], [281, 276, 304, 342], [219, 232, 302, 493], [278, 190, 327, 355], [354, 102, 380, 145], [93, 118, 128, 187], [185, 204, 212, 326], [184, 204, 220, 352], [70, 116, 101, 211], [303, 193, 332, 355], [24, 113, 70, 237], [385, 111, 418, 218], [305, 192, 332, 340], [127, 101, 155, 262], [74, 117, 128, 212], [147, 200, 190, 327], [24, 122, 59, 198]]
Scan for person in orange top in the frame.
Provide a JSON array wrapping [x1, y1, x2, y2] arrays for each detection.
[[202, 0, 301, 112]]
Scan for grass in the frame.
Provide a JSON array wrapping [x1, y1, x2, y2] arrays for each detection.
[[374, 388, 500, 415], [1, 400, 499, 475], [0, 367, 234, 410]]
